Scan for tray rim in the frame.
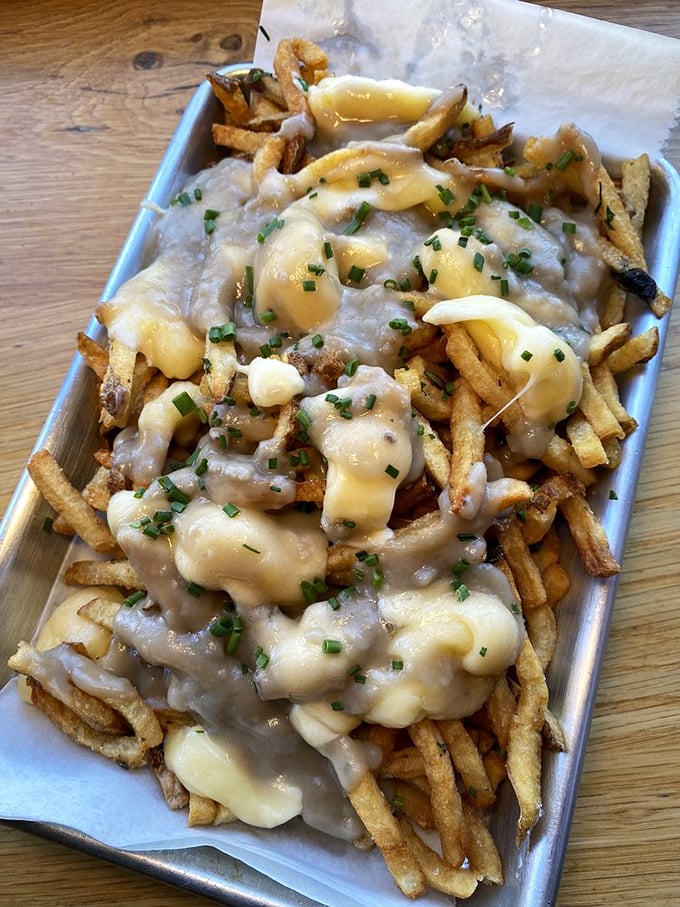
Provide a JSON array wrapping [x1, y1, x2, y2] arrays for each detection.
[[1, 61, 680, 907]]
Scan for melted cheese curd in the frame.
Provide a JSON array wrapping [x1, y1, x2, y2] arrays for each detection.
[[80, 73, 612, 838]]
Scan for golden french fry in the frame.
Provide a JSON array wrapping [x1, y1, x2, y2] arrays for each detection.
[[348, 773, 426, 899], [448, 376, 485, 515], [497, 519, 548, 611], [416, 414, 450, 488], [77, 595, 122, 631], [273, 38, 328, 117], [590, 360, 638, 435], [99, 338, 137, 428], [541, 561, 571, 608], [558, 492, 621, 577], [9, 641, 163, 768], [27, 450, 120, 556], [408, 719, 465, 867], [395, 357, 452, 423], [620, 152, 650, 236], [596, 164, 647, 267], [607, 325, 659, 374], [381, 746, 426, 781], [206, 72, 252, 126], [437, 719, 495, 809], [398, 816, 479, 898], [506, 637, 549, 841], [77, 330, 108, 379], [461, 801, 503, 885], [402, 83, 468, 151], [587, 322, 632, 366], [391, 781, 435, 830], [212, 122, 270, 153], [599, 284, 627, 329], [577, 362, 625, 442], [64, 559, 144, 589], [566, 410, 610, 469]]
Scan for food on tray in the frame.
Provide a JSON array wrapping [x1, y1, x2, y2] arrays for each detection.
[[8, 37, 671, 900]]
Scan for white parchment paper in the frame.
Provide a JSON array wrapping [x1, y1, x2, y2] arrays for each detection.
[[255, 0, 680, 161], [1, 2, 679, 906]]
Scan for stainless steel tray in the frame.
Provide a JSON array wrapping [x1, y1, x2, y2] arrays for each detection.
[[1, 65, 679, 906]]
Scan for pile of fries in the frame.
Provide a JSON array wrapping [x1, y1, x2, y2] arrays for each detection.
[[9, 37, 672, 901]]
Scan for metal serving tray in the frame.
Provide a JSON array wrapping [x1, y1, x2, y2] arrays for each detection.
[[1, 66, 679, 906]]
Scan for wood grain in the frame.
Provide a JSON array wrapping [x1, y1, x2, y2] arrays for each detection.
[[1, 1, 678, 905]]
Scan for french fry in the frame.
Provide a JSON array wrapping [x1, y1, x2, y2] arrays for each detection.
[[607, 325, 659, 373], [448, 376, 485, 515], [64, 559, 143, 589], [398, 816, 479, 898], [99, 338, 137, 428], [348, 773, 426, 899], [506, 637, 549, 842], [596, 164, 647, 267], [27, 450, 120, 555], [402, 83, 468, 151], [438, 719, 495, 809], [408, 719, 465, 867], [620, 152, 650, 236], [558, 492, 621, 577], [9, 642, 163, 768]]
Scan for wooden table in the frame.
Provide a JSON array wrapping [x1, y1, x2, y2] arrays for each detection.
[[1, 2, 678, 904]]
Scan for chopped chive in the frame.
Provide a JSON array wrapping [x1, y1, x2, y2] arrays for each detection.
[[391, 659, 403, 671], [562, 221, 577, 234], [436, 184, 455, 205], [223, 502, 240, 518], [452, 580, 470, 601], [257, 217, 285, 244], [566, 400, 577, 414], [473, 251, 485, 272], [520, 350, 533, 361], [343, 200, 372, 235], [322, 639, 342, 654], [208, 321, 236, 343], [553, 348, 566, 362], [323, 240, 334, 259], [344, 358, 359, 377], [254, 646, 269, 669], [172, 390, 197, 416], [187, 581, 205, 597], [158, 475, 190, 505], [347, 264, 366, 282], [555, 149, 576, 171], [365, 393, 376, 411], [330, 701, 344, 711], [242, 543, 260, 554], [385, 464, 400, 479], [122, 590, 146, 607], [527, 202, 543, 223]]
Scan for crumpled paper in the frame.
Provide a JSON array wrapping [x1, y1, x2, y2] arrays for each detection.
[[254, 0, 680, 162], [1, 2, 679, 906]]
